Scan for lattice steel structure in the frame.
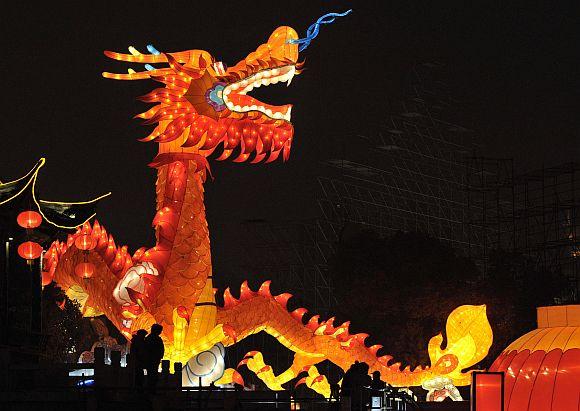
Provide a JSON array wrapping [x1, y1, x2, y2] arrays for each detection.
[[317, 62, 480, 254], [467, 159, 580, 301]]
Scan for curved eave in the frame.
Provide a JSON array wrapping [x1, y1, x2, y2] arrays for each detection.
[[1, 158, 111, 229]]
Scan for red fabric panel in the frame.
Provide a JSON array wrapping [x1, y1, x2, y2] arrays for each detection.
[[552, 348, 580, 411], [503, 350, 531, 408], [528, 349, 562, 411], [508, 350, 545, 411]]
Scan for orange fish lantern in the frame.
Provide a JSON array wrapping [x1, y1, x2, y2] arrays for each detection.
[[17, 210, 43, 229], [489, 305, 580, 411], [75, 262, 95, 279], [18, 241, 43, 261]]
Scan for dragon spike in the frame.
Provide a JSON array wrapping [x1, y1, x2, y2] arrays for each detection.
[[353, 333, 369, 345], [274, 293, 292, 310], [403, 365, 411, 373], [368, 344, 383, 356], [258, 280, 272, 297], [291, 307, 308, 322], [222, 287, 239, 309], [306, 315, 321, 331], [66, 234, 74, 247], [132, 247, 146, 261], [378, 355, 393, 365], [338, 321, 351, 332], [323, 317, 337, 335], [222, 324, 237, 343], [239, 280, 255, 301], [82, 221, 91, 234]]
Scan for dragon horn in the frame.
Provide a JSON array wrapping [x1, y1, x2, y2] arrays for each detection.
[[103, 50, 191, 64]]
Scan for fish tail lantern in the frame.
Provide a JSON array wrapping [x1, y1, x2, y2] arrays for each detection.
[[17, 210, 43, 229], [17, 241, 43, 263], [489, 304, 580, 411]]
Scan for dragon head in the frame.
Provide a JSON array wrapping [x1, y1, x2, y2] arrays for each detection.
[[103, 26, 303, 173]]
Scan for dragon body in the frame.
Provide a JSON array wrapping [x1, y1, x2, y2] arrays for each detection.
[[44, 23, 492, 396]]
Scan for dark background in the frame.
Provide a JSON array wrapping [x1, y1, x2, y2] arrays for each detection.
[[1, 0, 578, 275]]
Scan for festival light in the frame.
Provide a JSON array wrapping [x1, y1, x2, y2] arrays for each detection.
[[489, 305, 580, 411], [17, 241, 43, 260], [39, 13, 494, 396], [17, 210, 42, 229], [75, 262, 95, 279]]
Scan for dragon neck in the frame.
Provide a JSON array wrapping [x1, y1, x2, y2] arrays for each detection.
[[144, 156, 214, 314]]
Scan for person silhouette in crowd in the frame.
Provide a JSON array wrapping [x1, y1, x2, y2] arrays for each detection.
[[144, 323, 164, 394], [340, 361, 358, 403], [130, 329, 148, 389], [352, 362, 371, 411], [370, 370, 386, 391]]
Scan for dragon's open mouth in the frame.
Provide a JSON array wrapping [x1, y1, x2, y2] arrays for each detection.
[[223, 65, 295, 122]]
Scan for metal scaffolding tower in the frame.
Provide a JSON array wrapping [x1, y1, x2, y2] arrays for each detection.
[[467, 159, 580, 301], [317, 62, 480, 253]]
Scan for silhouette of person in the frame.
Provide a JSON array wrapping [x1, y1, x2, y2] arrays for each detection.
[[370, 370, 386, 391], [341, 361, 358, 401], [352, 362, 371, 411], [130, 329, 148, 389], [144, 323, 164, 394]]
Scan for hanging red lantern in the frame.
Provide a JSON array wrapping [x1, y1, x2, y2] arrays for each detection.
[[17, 210, 43, 229], [75, 262, 95, 279], [74, 234, 95, 251], [17, 241, 43, 260]]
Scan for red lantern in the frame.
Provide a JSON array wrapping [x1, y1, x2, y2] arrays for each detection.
[[17, 210, 43, 229], [17, 241, 43, 260], [75, 262, 95, 279], [74, 234, 95, 251]]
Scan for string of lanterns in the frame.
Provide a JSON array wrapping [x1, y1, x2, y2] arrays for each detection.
[[16, 210, 43, 262], [16, 209, 95, 280]]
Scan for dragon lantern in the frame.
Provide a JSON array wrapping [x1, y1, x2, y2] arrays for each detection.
[[43, 12, 493, 396]]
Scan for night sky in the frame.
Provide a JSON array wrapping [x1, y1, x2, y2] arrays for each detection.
[[1, 1, 578, 276]]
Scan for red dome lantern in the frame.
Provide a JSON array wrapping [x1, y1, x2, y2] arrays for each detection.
[[17, 210, 43, 229], [74, 234, 95, 251], [17, 241, 43, 260], [75, 262, 95, 279], [489, 305, 580, 411]]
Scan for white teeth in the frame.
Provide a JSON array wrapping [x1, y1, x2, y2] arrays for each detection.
[[271, 68, 279, 76], [265, 109, 273, 117], [234, 105, 241, 111], [246, 84, 253, 92], [273, 112, 284, 119], [223, 88, 230, 95], [255, 72, 263, 80], [249, 105, 258, 111], [231, 83, 239, 90], [122, 319, 133, 328], [262, 78, 271, 86]]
